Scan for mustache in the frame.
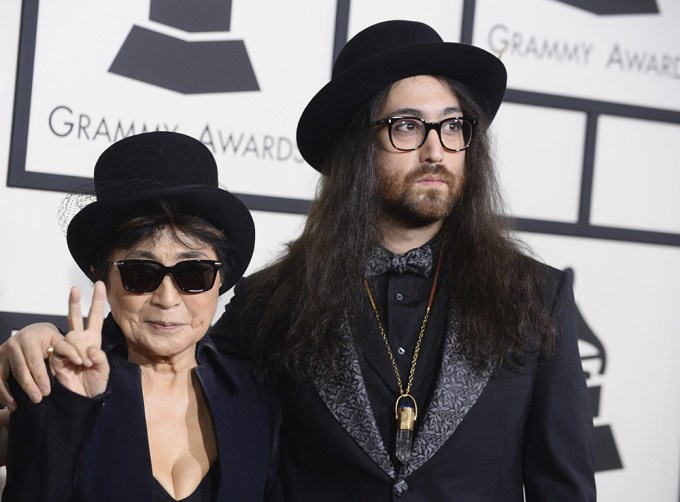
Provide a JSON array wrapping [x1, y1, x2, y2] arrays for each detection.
[[404, 163, 454, 183]]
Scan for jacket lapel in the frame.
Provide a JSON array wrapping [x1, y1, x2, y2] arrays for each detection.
[[403, 314, 493, 476], [311, 315, 397, 479], [310, 312, 492, 480]]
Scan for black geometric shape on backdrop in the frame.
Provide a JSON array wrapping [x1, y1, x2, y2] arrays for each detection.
[[0, 312, 68, 345], [551, 0, 659, 15], [590, 386, 624, 471], [0, 313, 11, 343], [109, 26, 259, 94], [109, 0, 258, 94], [576, 302, 607, 377], [566, 268, 607, 377], [594, 425, 624, 471], [150, 0, 232, 32], [10, 0, 680, 252], [589, 386, 601, 417], [566, 267, 624, 472]]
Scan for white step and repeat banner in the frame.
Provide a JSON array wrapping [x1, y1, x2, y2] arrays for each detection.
[[1, 1, 679, 500]]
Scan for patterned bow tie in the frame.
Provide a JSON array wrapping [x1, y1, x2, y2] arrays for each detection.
[[364, 245, 433, 278]]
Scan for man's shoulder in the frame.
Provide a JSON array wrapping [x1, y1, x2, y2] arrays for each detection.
[[520, 253, 566, 280], [232, 267, 273, 294], [514, 253, 572, 303]]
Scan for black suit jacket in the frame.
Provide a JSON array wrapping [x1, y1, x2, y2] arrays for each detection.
[[214, 264, 596, 501], [3, 317, 280, 502]]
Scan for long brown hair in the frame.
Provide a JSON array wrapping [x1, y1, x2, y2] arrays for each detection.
[[240, 76, 556, 377]]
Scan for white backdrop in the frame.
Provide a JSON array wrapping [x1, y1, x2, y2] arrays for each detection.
[[1, 1, 679, 500]]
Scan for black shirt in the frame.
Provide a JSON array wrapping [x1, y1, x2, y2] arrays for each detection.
[[358, 237, 450, 468]]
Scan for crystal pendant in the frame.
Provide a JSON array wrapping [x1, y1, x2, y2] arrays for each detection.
[[395, 401, 416, 463]]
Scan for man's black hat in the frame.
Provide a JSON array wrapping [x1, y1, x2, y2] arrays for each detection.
[[296, 20, 507, 172]]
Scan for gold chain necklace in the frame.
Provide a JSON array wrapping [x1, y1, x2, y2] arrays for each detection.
[[363, 244, 444, 463]]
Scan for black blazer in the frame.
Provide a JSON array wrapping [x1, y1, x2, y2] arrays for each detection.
[[4, 317, 280, 502], [215, 264, 596, 501]]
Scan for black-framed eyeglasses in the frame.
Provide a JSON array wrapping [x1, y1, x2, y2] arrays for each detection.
[[375, 116, 476, 152], [111, 260, 222, 293]]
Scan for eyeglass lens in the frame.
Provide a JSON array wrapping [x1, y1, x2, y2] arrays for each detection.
[[388, 117, 473, 151], [114, 260, 221, 293]]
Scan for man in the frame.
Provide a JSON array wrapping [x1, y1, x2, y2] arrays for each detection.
[[218, 19, 595, 500], [0, 20, 595, 501]]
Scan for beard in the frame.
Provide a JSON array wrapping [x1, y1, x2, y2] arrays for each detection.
[[378, 163, 463, 228]]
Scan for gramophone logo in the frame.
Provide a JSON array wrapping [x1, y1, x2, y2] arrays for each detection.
[[567, 268, 624, 472], [551, 0, 659, 15], [109, 0, 259, 94]]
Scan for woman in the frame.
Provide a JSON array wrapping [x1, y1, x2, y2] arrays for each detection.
[[2, 132, 279, 502]]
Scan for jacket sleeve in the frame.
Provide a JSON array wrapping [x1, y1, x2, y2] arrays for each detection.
[[522, 270, 597, 501], [210, 274, 258, 357], [211, 275, 284, 501], [3, 369, 108, 502]]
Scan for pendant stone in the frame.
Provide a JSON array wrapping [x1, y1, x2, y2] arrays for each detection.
[[395, 403, 416, 463]]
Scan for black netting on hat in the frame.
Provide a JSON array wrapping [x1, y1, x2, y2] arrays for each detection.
[[57, 179, 226, 235]]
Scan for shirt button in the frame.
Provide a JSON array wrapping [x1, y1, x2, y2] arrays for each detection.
[[395, 293, 404, 301], [397, 347, 406, 355]]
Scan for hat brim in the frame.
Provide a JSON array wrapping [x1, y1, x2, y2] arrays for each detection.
[[296, 42, 507, 172], [67, 187, 255, 294]]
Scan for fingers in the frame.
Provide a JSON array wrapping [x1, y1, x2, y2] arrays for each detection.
[[0, 347, 17, 412], [64, 282, 107, 367], [67, 286, 84, 333], [0, 324, 62, 410], [86, 345, 108, 369], [24, 326, 64, 395], [49, 340, 85, 368], [86, 346, 110, 396], [50, 345, 110, 398], [23, 344, 53, 399], [74, 282, 107, 367], [0, 339, 41, 409], [0, 285, 106, 409], [85, 281, 107, 337], [87, 346, 110, 380]]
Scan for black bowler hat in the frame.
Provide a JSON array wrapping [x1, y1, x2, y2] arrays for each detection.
[[296, 20, 507, 172], [66, 131, 255, 294]]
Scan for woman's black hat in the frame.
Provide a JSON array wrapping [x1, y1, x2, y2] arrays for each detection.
[[66, 131, 255, 294]]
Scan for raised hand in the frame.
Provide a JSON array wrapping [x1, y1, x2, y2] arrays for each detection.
[[48, 282, 110, 398]]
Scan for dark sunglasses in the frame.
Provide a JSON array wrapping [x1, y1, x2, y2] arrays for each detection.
[[111, 260, 222, 293]]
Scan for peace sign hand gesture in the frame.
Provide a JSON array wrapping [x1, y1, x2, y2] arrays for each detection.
[[48, 281, 110, 398]]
